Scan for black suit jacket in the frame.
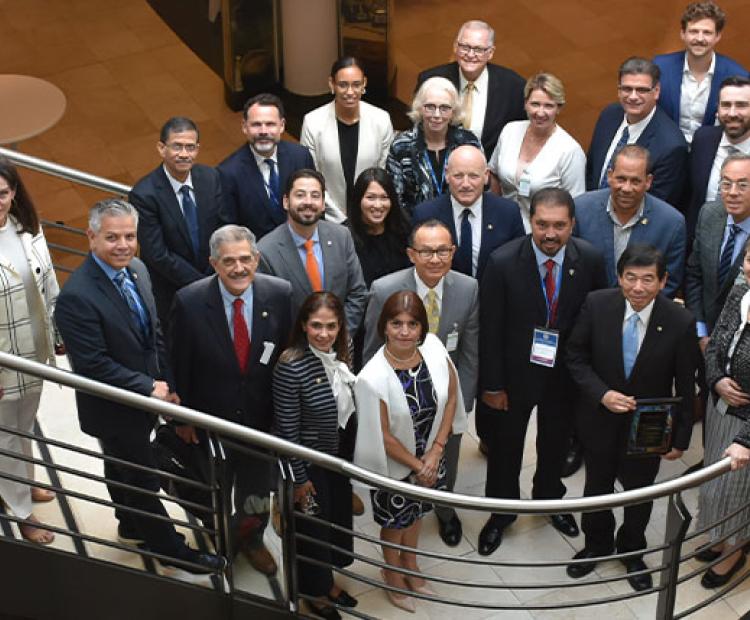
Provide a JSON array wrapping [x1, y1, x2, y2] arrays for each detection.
[[566, 289, 698, 451], [416, 62, 526, 155], [479, 236, 607, 413], [686, 126, 722, 238], [128, 164, 225, 325], [169, 273, 293, 432], [55, 255, 170, 439], [217, 141, 315, 240]]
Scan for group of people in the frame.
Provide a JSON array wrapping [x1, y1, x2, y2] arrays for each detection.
[[0, 2, 749, 617]]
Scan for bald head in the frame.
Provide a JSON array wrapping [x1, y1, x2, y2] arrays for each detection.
[[446, 145, 488, 206]]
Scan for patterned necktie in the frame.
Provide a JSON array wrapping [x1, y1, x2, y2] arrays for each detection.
[[114, 271, 150, 340], [718, 224, 741, 287], [544, 258, 558, 327], [622, 312, 640, 379], [179, 186, 200, 257], [264, 158, 282, 216], [463, 81, 476, 128], [233, 298, 250, 373], [426, 289, 440, 334], [455, 208, 473, 276], [600, 126, 630, 189], [304, 239, 322, 291]]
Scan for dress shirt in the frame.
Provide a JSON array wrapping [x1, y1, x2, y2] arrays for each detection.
[[91, 253, 149, 322], [531, 240, 566, 281], [606, 197, 646, 266], [288, 224, 325, 288], [218, 278, 253, 339], [251, 146, 278, 199], [678, 52, 715, 144], [162, 165, 194, 215], [599, 107, 657, 185], [623, 298, 655, 352], [414, 271, 444, 318], [450, 195, 482, 276], [706, 134, 750, 202], [459, 67, 488, 141]]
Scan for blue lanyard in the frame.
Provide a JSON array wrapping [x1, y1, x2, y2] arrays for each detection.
[[539, 262, 563, 327], [423, 152, 446, 194]]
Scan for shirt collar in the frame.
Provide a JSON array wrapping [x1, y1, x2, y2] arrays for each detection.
[[162, 165, 193, 194], [217, 277, 253, 305], [91, 252, 124, 282], [727, 214, 750, 234], [414, 269, 445, 300], [531, 239, 566, 269], [606, 196, 646, 228], [720, 132, 750, 152], [288, 223, 320, 248], [250, 144, 278, 167], [624, 105, 657, 132], [459, 66, 488, 92], [450, 194, 482, 216], [682, 51, 716, 76], [624, 298, 655, 325]]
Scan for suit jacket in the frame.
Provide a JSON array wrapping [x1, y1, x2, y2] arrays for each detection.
[[412, 192, 525, 282], [566, 289, 698, 451], [55, 255, 169, 439], [300, 100, 394, 222], [362, 267, 479, 410], [217, 141, 315, 239], [169, 273, 292, 432], [585, 103, 688, 208], [653, 51, 749, 128], [129, 164, 225, 325], [257, 220, 367, 336], [416, 62, 526, 155], [573, 189, 686, 298], [686, 125, 723, 237], [479, 236, 607, 413], [685, 200, 742, 332]]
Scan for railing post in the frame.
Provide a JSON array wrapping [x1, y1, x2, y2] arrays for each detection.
[[656, 492, 693, 619], [277, 459, 299, 614]]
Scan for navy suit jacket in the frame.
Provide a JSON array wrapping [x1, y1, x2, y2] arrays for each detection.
[[573, 189, 686, 298], [412, 192, 525, 282], [653, 51, 749, 128], [217, 141, 315, 239], [585, 103, 688, 209], [686, 125, 723, 238]]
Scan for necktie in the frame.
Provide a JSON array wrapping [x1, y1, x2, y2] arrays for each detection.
[[718, 224, 741, 287], [426, 289, 440, 334], [622, 313, 640, 379], [179, 186, 200, 257], [599, 126, 630, 189], [543, 259, 558, 326], [463, 81, 476, 128], [264, 158, 282, 214], [455, 208, 473, 276], [114, 271, 150, 341], [304, 239, 322, 291], [233, 298, 250, 373]]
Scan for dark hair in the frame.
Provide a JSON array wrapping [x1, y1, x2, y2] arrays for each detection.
[[610, 144, 652, 173], [529, 188, 575, 220], [681, 2, 726, 32], [159, 117, 199, 143], [330, 56, 365, 79], [616, 243, 667, 280], [407, 218, 453, 248], [720, 75, 750, 92], [348, 168, 408, 242], [618, 57, 661, 87], [376, 291, 429, 344], [284, 168, 325, 196], [242, 93, 285, 120], [0, 158, 40, 235], [280, 292, 350, 365]]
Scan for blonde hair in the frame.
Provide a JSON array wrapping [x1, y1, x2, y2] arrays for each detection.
[[409, 77, 465, 127], [524, 73, 566, 107]]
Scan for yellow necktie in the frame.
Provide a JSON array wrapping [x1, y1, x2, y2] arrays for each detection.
[[463, 81, 476, 129], [426, 289, 440, 334]]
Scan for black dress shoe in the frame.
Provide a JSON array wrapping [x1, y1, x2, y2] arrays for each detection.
[[566, 549, 602, 578], [327, 590, 358, 608], [621, 557, 653, 592], [561, 440, 583, 478], [701, 553, 747, 589], [695, 546, 722, 562], [308, 602, 342, 620], [438, 514, 463, 547], [549, 513, 580, 537], [162, 549, 228, 574], [478, 518, 511, 556]]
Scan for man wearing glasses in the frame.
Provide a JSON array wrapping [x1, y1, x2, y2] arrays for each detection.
[[586, 57, 688, 210], [416, 20, 525, 155], [129, 116, 226, 331]]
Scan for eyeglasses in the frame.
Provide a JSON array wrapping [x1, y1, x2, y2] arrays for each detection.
[[164, 142, 198, 154], [423, 103, 453, 115], [617, 85, 655, 96], [719, 179, 750, 193], [411, 247, 453, 259], [456, 42, 493, 56]]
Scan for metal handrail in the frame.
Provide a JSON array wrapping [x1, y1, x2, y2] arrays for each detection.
[[0, 350, 732, 515]]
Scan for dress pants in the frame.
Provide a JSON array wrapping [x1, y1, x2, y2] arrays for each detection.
[[225, 445, 272, 553], [434, 433, 462, 524]]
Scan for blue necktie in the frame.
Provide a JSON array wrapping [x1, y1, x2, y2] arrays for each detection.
[[599, 126, 630, 189], [455, 208, 473, 276], [622, 312, 639, 379], [264, 158, 283, 219], [718, 224, 741, 287], [114, 271, 150, 341], [179, 185, 200, 257]]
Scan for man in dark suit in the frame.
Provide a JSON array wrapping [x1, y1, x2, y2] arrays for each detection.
[[476, 189, 607, 556], [218, 93, 315, 240], [566, 244, 697, 592], [412, 145, 525, 282], [586, 57, 688, 209], [169, 224, 292, 576], [416, 20, 525, 155], [55, 199, 226, 575], [129, 117, 226, 330]]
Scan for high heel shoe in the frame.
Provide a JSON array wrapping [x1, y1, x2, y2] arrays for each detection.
[[380, 569, 416, 613], [406, 574, 435, 596]]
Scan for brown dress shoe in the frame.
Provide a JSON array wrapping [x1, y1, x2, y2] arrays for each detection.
[[351, 492, 365, 516], [244, 544, 278, 576]]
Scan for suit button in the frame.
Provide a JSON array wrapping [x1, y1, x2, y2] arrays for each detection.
[[235, 409, 242, 416], [36, 267, 41, 273]]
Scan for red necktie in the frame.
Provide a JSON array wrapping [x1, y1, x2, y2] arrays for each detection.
[[233, 298, 250, 373], [544, 259, 558, 327]]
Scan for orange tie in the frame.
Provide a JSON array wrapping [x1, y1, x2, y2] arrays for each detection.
[[304, 239, 322, 291]]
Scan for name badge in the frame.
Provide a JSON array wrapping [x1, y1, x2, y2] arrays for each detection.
[[260, 341, 275, 365], [445, 328, 459, 352], [518, 171, 531, 197], [530, 327, 558, 367]]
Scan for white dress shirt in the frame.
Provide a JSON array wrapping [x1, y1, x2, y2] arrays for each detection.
[[450, 195, 482, 276], [623, 298, 655, 352], [459, 67, 488, 141], [678, 52, 715, 144], [706, 134, 750, 202], [599, 107, 657, 185], [162, 165, 194, 215], [414, 271, 444, 317]]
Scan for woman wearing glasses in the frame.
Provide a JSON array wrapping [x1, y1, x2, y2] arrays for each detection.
[[386, 76, 481, 218], [489, 73, 586, 232], [301, 57, 394, 223]]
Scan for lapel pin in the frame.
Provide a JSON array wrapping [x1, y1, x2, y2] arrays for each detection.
[[487, 223, 494, 230], [657, 325, 663, 332], [132, 272, 138, 280], [641, 218, 648, 225], [327, 240, 332, 246], [569, 269, 575, 276], [315, 377, 322, 384], [262, 311, 268, 318]]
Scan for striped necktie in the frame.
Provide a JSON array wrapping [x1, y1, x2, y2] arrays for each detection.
[[718, 224, 741, 287]]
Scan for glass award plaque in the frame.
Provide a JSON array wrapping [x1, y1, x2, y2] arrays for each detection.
[[626, 398, 682, 457]]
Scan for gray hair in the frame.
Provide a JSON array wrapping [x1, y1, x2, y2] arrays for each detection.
[[409, 76, 465, 127], [209, 224, 258, 260], [721, 153, 750, 174], [618, 57, 660, 87], [88, 198, 138, 233], [456, 20, 495, 45]]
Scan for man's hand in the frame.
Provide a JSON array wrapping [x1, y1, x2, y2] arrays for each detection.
[[150, 380, 170, 401], [166, 391, 181, 405], [481, 390, 508, 411], [54, 343, 66, 355], [662, 448, 683, 461], [715, 377, 750, 407], [699, 337, 710, 355], [175, 425, 199, 445], [293, 480, 316, 504], [601, 390, 637, 413], [725, 443, 750, 471]]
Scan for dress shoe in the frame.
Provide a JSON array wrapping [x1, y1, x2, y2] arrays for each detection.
[[566, 549, 602, 578], [701, 553, 747, 589], [620, 557, 653, 592], [478, 518, 511, 556], [162, 549, 228, 574], [117, 524, 145, 547], [380, 569, 416, 612], [351, 492, 365, 516], [406, 574, 436, 596], [549, 513, 579, 537], [438, 514, 463, 547], [695, 546, 722, 562], [244, 544, 278, 576], [683, 460, 704, 475], [308, 601, 342, 620], [327, 589, 358, 607], [561, 441, 583, 478]]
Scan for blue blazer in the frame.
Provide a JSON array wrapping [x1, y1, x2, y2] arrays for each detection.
[[585, 103, 688, 209], [573, 189, 686, 298], [412, 192, 525, 282], [686, 125, 723, 239], [217, 141, 315, 239], [653, 51, 749, 128]]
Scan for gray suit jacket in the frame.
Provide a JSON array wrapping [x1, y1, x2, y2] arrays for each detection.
[[257, 220, 368, 336], [362, 267, 479, 410]]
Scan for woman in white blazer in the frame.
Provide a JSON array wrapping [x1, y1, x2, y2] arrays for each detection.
[[300, 57, 394, 223], [0, 159, 60, 544]]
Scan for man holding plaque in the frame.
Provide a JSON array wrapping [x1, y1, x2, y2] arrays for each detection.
[[565, 244, 698, 591]]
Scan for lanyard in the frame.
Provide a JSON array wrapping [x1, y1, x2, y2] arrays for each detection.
[[539, 262, 563, 327], [423, 152, 446, 194]]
